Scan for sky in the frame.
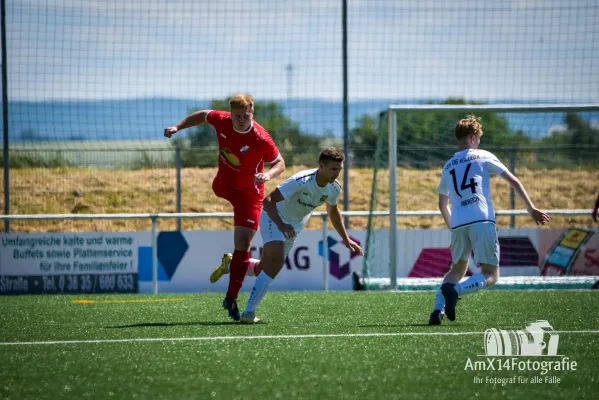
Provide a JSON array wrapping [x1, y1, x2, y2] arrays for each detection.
[[4, 0, 599, 103]]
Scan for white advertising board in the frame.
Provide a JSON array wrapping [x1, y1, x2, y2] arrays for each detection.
[[0, 232, 146, 294], [3, 227, 586, 295], [137, 229, 366, 294]]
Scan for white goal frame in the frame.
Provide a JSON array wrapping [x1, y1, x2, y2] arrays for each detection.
[[386, 103, 599, 289]]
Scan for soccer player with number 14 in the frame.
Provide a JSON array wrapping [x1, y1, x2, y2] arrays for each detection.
[[429, 114, 550, 325]]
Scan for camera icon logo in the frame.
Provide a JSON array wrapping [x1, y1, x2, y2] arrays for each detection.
[[484, 320, 560, 356]]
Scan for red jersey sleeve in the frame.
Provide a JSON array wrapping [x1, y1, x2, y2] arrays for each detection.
[[206, 110, 229, 127], [260, 132, 280, 163]]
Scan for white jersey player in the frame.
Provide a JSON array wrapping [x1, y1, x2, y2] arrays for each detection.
[[241, 147, 362, 323], [429, 115, 550, 326]]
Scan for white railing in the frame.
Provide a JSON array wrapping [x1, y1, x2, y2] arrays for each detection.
[[0, 209, 592, 293]]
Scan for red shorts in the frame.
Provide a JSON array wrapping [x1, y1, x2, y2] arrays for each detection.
[[212, 179, 263, 230]]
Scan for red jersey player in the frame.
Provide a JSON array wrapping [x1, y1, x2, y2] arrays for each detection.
[[164, 94, 286, 320]]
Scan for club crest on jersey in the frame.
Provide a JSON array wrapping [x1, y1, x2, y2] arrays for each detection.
[[240, 145, 249, 154], [320, 195, 328, 203]]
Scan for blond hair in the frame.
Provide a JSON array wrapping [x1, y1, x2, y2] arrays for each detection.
[[319, 147, 345, 164], [229, 94, 254, 110], [455, 114, 483, 141]]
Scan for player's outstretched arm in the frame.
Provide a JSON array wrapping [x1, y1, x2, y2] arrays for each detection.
[[326, 203, 363, 255], [164, 110, 210, 138], [500, 170, 550, 225], [438, 194, 451, 230]]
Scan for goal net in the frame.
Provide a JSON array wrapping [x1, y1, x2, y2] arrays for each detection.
[[362, 103, 599, 290]]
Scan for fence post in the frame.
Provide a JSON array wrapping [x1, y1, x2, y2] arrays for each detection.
[[509, 148, 516, 228], [176, 145, 182, 231], [322, 214, 329, 291], [389, 110, 397, 291], [2, 0, 10, 233], [151, 215, 158, 294]]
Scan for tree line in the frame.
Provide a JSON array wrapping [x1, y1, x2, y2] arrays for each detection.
[[6, 98, 595, 169]]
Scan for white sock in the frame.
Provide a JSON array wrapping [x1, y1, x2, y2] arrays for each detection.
[[433, 288, 445, 311], [454, 273, 487, 296], [246, 258, 260, 277], [245, 271, 273, 313]]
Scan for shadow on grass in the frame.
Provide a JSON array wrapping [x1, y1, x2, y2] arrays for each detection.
[[105, 321, 245, 328]]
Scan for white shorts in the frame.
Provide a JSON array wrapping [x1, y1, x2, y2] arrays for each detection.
[[259, 210, 303, 257], [451, 222, 499, 267]]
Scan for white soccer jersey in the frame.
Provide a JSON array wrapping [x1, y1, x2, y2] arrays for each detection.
[[434, 149, 507, 230], [276, 169, 342, 227]]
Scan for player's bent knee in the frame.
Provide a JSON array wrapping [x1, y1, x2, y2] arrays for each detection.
[[260, 241, 287, 278], [234, 226, 257, 251], [260, 258, 285, 278], [450, 259, 469, 275]]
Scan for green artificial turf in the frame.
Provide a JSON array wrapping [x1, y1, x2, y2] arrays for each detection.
[[1, 291, 597, 399]]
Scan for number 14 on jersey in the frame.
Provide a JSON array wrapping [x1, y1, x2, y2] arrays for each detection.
[[449, 163, 478, 198]]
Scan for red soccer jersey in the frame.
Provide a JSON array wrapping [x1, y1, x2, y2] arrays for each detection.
[[206, 110, 280, 193]]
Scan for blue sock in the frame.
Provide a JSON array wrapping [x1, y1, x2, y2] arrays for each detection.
[[454, 273, 487, 296], [433, 288, 445, 311]]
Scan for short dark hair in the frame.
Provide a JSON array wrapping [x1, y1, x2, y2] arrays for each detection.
[[319, 147, 345, 164]]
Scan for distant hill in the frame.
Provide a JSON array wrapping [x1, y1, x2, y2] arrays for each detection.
[[7, 98, 598, 143]]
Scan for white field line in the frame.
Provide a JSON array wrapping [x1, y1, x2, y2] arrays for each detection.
[[1, 330, 598, 346]]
